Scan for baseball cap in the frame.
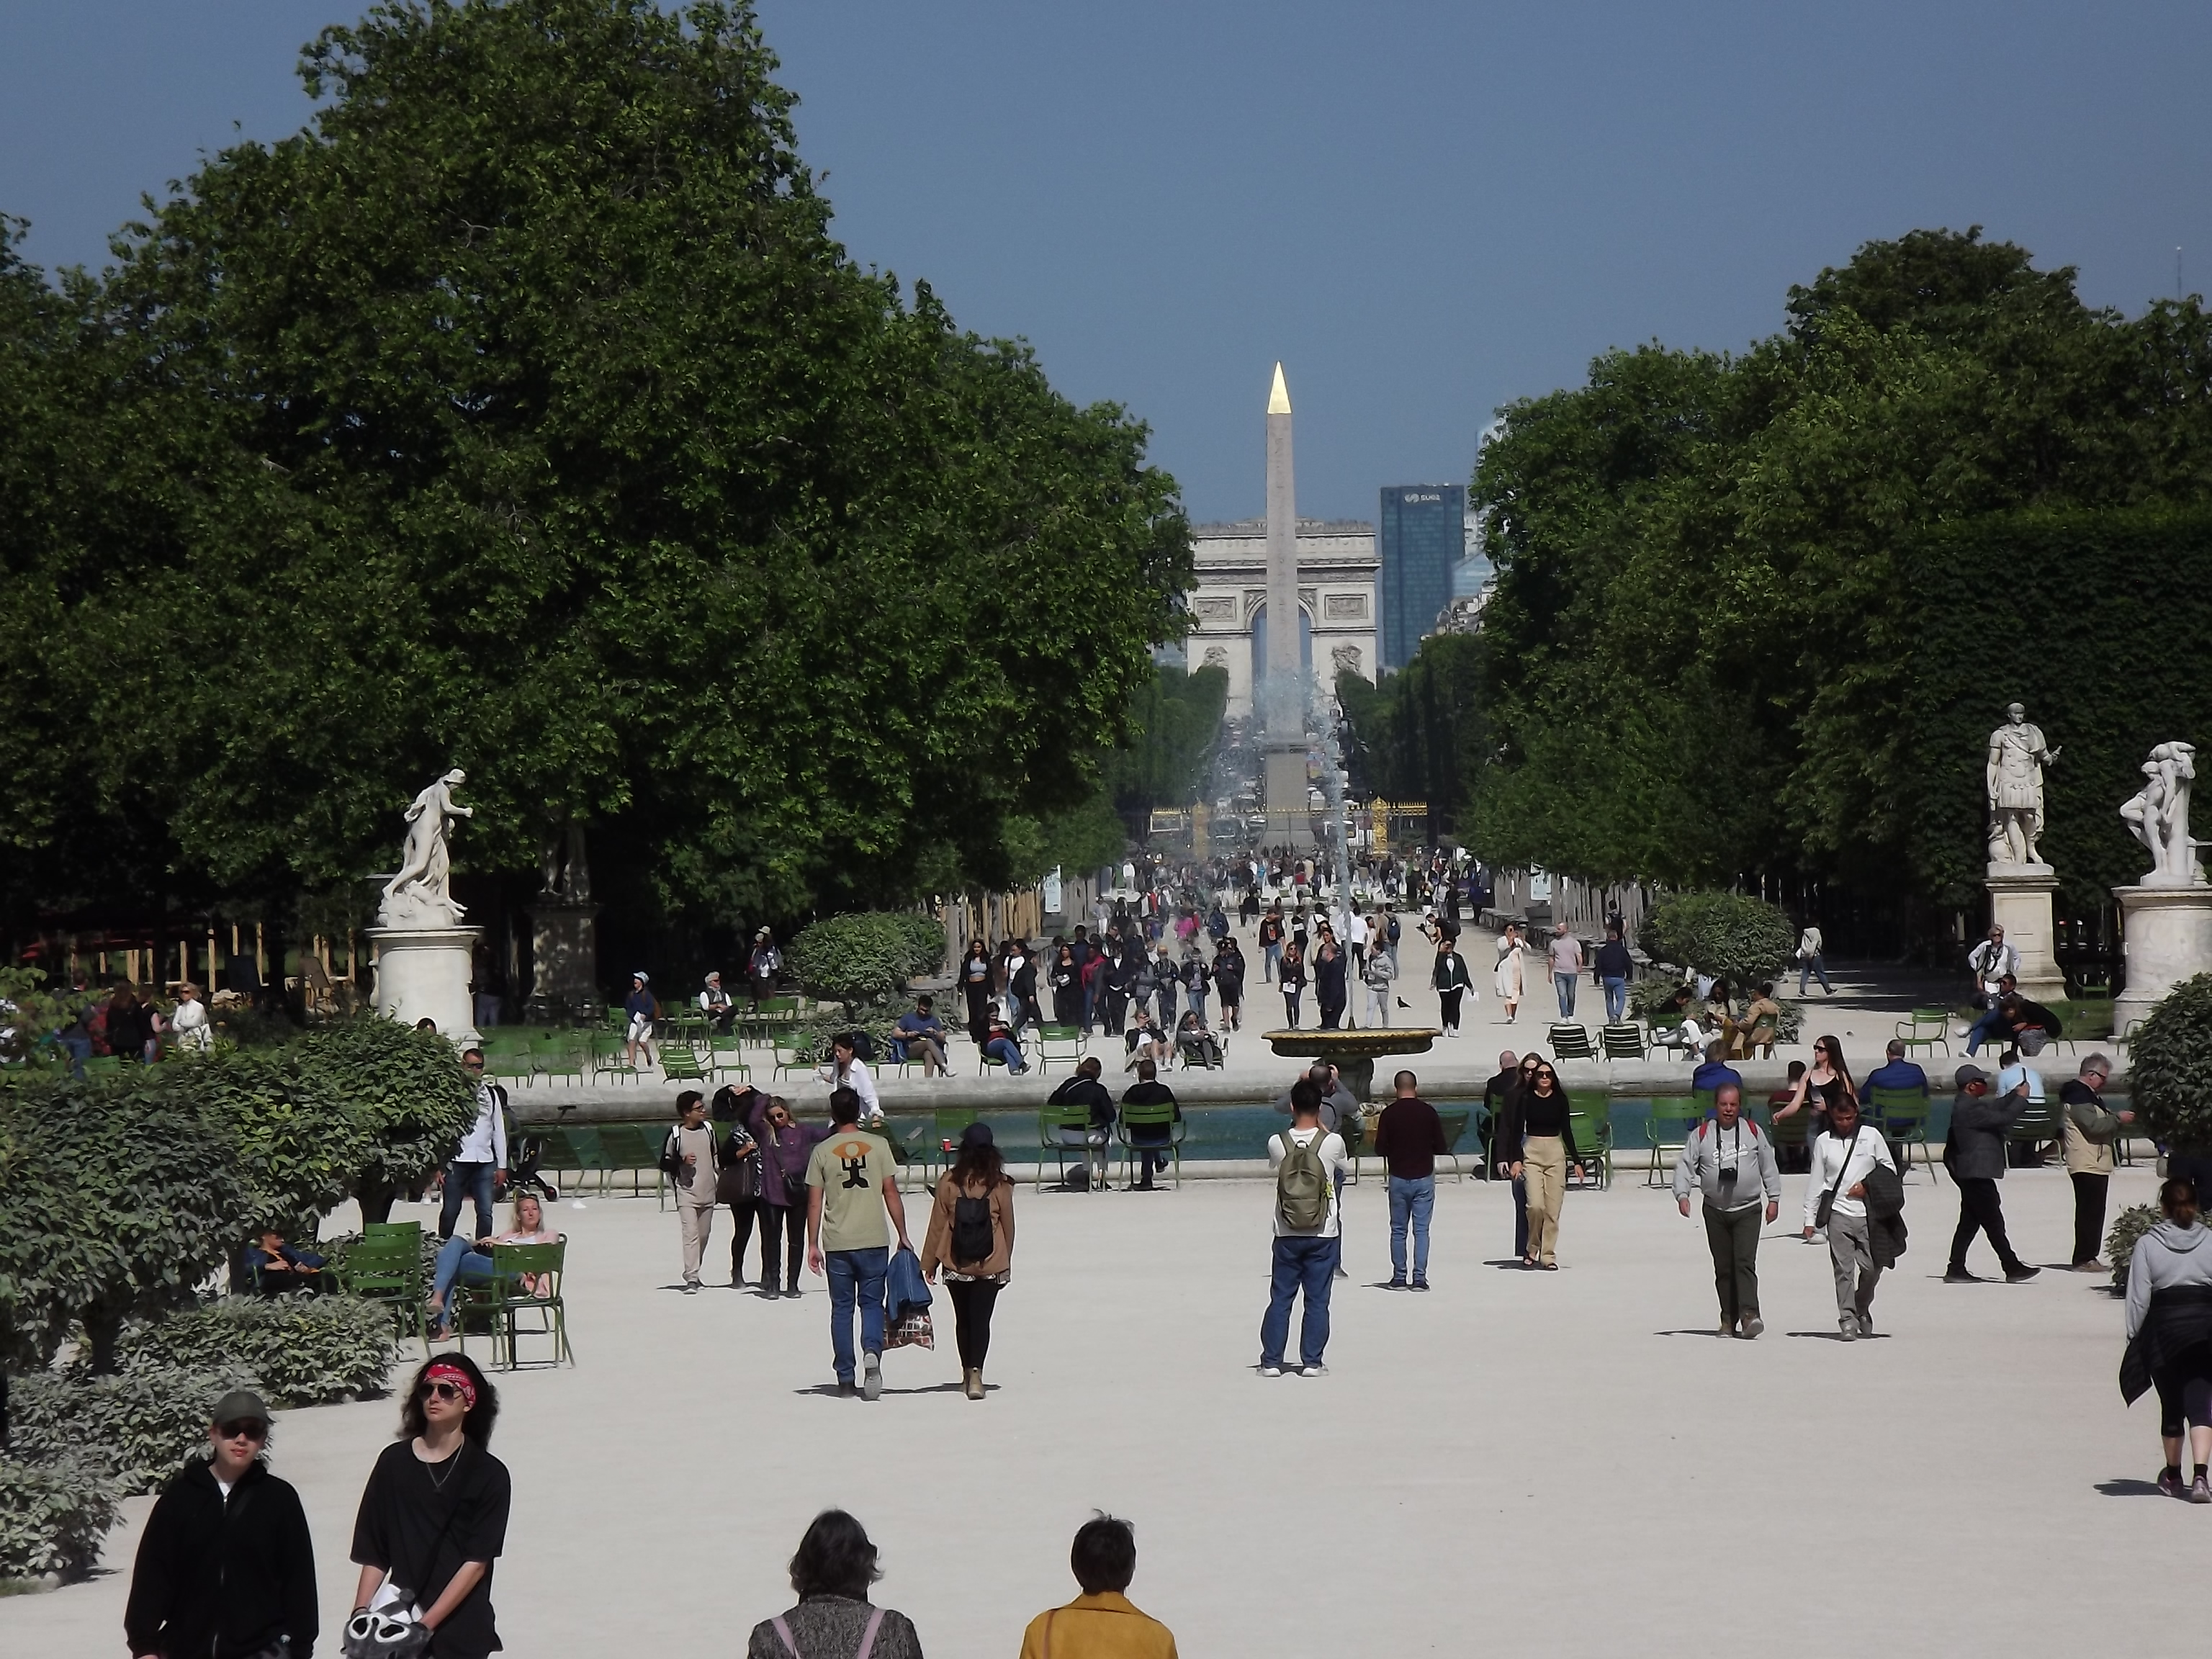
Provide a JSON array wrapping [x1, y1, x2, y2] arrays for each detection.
[[1954, 1064, 1991, 1089], [212, 1388, 271, 1427]]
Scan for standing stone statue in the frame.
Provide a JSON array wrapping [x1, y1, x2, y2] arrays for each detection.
[[1986, 703, 2059, 868], [381, 769, 474, 923], [2121, 741, 2201, 886]]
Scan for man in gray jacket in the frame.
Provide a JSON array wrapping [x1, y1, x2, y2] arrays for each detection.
[[1672, 1084, 1781, 1337], [1944, 1063, 2039, 1284]]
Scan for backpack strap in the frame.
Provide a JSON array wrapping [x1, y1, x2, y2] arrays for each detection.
[[770, 1616, 801, 1659], [856, 1607, 886, 1659]]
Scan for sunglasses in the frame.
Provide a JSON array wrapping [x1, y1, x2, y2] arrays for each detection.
[[418, 1380, 469, 1403], [461, 1060, 485, 1070], [218, 1419, 267, 1442]]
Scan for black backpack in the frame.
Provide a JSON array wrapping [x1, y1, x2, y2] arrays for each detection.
[[952, 1191, 994, 1264]]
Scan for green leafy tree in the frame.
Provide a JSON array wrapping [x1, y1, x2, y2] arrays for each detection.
[[788, 912, 943, 1019], [2123, 972, 2212, 1154], [1635, 891, 1795, 984], [1099, 665, 1227, 817]]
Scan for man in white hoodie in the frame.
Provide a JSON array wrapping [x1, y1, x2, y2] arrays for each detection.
[[1802, 1093, 1897, 1341], [2122, 1177, 2212, 1501]]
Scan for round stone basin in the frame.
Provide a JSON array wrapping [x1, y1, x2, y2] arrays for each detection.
[[1260, 1028, 1444, 1100]]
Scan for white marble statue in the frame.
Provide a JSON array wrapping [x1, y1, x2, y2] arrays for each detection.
[[381, 769, 473, 924], [2121, 741, 2202, 886], [1986, 703, 2059, 868]]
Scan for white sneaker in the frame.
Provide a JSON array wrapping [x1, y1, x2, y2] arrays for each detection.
[[861, 1352, 883, 1401], [1258, 1364, 1284, 1378], [1299, 1363, 1331, 1377]]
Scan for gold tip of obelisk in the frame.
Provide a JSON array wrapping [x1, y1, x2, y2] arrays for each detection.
[[1267, 361, 1291, 415]]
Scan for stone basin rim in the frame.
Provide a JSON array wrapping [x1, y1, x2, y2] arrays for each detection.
[[1259, 1029, 1444, 1054]]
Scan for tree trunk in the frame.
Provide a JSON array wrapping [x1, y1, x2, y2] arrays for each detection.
[[85, 1310, 122, 1375], [357, 1174, 397, 1226]]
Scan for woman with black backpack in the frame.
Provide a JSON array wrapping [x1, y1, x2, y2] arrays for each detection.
[[920, 1122, 1015, 1401]]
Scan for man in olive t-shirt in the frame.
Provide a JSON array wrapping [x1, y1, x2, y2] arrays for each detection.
[[805, 1086, 910, 1399]]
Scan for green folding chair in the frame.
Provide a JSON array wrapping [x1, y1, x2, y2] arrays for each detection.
[[336, 1231, 429, 1355], [1645, 1102, 1708, 1187], [1118, 1102, 1184, 1190], [1565, 1090, 1612, 1190], [456, 1236, 573, 1369], [1038, 1103, 1104, 1190], [1868, 1086, 1936, 1182]]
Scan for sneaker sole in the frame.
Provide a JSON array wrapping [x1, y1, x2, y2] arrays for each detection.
[[862, 1366, 883, 1401]]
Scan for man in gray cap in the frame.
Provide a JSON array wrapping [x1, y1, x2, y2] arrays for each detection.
[[127, 1388, 317, 1659], [1943, 1063, 2039, 1285]]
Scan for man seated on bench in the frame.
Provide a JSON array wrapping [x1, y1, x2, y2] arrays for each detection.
[[1176, 1010, 1224, 1070], [243, 1229, 328, 1295], [426, 1191, 559, 1341]]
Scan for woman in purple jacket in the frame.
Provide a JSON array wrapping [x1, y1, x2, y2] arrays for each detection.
[[748, 1094, 830, 1298]]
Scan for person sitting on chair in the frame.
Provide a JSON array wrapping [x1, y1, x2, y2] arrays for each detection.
[[243, 1229, 328, 1295], [1176, 1010, 1224, 1070], [1120, 1060, 1182, 1191], [1123, 1004, 1170, 1073]]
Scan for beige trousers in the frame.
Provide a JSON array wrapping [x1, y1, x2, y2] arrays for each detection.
[[1523, 1135, 1567, 1265], [679, 1197, 716, 1284]]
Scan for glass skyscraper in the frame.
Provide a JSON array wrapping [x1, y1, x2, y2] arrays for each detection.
[[1377, 483, 1465, 670]]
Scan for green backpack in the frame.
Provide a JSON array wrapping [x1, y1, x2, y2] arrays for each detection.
[[1275, 1130, 1332, 1231]]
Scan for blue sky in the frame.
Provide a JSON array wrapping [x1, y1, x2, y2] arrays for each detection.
[[4, 2, 2208, 520]]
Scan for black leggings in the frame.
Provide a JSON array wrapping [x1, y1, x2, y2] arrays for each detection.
[[2155, 1357, 2212, 1437], [755, 1200, 806, 1288], [946, 1280, 1002, 1370]]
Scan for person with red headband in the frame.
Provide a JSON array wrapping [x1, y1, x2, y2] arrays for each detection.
[[348, 1354, 511, 1659]]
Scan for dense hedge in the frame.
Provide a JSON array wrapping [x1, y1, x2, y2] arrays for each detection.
[[2108, 1203, 2162, 1293], [2125, 973, 2212, 1151], [11, 1367, 238, 1494], [1637, 892, 1796, 986], [109, 1296, 395, 1406], [789, 912, 947, 1016], [0, 1455, 120, 1582]]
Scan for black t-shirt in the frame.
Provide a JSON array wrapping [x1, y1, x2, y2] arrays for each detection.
[[351, 1439, 512, 1658]]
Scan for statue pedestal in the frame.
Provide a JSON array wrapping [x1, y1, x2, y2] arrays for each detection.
[[369, 925, 483, 1046], [1984, 866, 2067, 1005], [2114, 884, 2212, 1034], [526, 902, 601, 1025], [1263, 747, 1313, 848]]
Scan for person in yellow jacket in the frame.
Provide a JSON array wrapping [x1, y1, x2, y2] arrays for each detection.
[[1018, 1515, 1177, 1659]]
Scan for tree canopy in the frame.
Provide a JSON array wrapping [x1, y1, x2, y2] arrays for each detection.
[[0, 0, 1189, 932]]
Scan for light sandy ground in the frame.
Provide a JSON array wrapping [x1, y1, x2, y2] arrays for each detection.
[[3, 1158, 2190, 1659]]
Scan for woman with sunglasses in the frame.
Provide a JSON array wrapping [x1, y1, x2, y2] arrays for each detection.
[[1773, 1035, 1858, 1143], [749, 1093, 831, 1298], [349, 1355, 511, 1659], [126, 1388, 315, 1659], [1496, 1059, 1583, 1269]]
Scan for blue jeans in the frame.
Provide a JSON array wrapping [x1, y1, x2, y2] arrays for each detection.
[[1187, 990, 1208, 1026], [1601, 976, 1628, 1024], [1259, 1234, 1338, 1368], [1388, 1174, 1436, 1281], [439, 1159, 497, 1241], [984, 1035, 1027, 1072], [1799, 953, 1833, 994], [1964, 1007, 2009, 1055], [55, 1034, 91, 1079], [1555, 971, 1578, 1017], [824, 1246, 889, 1383], [1263, 944, 1280, 982], [431, 1234, 500, 1308]]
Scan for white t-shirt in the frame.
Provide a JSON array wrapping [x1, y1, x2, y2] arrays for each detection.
[[1266, 1126, 1349, 1238]]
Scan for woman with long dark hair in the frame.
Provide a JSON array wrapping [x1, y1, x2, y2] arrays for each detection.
[[960, 940, 994, 1051], [347, 1354, 511, 1659], [1497, 1059, 1583, 1269], [1279, 942, 1308, 1028], [1049, 943, 1080, 1026], [747, 1510, 922, 1659], [1773, 1035, 1858, 1143], [920, 1123, 1016, 1401]]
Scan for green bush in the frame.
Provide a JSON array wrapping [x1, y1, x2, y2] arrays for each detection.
[[2125, 974, 2212, 1151], [1637, 892, 1796, 986], [110, 1296, 395, 1406], [11, 1367, 238, 1493], [789, 913, 943, 1017], [2108, 1202, 2162, 1293], [0, 1455, 121, 1582]]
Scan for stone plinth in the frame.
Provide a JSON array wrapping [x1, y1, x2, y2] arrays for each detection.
[[2115, 884, 2212, 1034], [369, 925, 483, 1046], [1263, 749, 1314, 848], [527, 902, 602, 1025], [1984, 865, 2067, 1004]]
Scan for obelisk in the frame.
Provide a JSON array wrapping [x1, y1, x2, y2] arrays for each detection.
[[1262, 362, 1310, 845]]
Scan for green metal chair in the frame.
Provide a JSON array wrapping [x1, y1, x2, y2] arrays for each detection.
[[588, 1031, 642, 1086], [1548, 1023, 1597, 1062], [706, 1035, 752, 1084], [660, 1046, 708, 1084], [1896, 1007, 1951, 1060], [1599, 1024, 1646, 1063], [1035, 1025, 1086, 1074], [1868, 1086, 1936, 1182], [1645, 1100, 1708, 1187], [456, 1236, 572, 1369], [2004, 1092, 2065, 1166], [1118, 1102, 1184, 1190], [1038, 1102, 1105, 1190], [1436, 1109, 1472, 1182], [771, 1037, 813, 1082], [335, 1231, 429, 1355], [1565, 1090, 1612, 1190]]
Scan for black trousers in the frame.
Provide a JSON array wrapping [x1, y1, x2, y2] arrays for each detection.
[[725, 1197, 757, 1281], [1949, 1177, 2025, 1274], [754, 1200, 806, 1288], [946, 1279, 1002, 1370], [2071, 1171, 2110, 1266], [1439, 989, 1465, 1028], [1703, 1202, 1763, 1325]]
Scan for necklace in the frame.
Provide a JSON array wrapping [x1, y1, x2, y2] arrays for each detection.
[[418, 1439, 463, 1492]]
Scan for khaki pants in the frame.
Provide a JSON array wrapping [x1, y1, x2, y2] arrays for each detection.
[[679, 1197, 716, 1285], [1523, 1135, 1567, 1265]]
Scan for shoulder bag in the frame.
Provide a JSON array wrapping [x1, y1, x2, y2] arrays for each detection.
[[1815, 1125, 1863, 1228]]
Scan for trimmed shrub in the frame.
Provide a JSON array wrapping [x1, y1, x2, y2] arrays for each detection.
[[1636, 892, 1796, 986], [110, 1296, 395, 1406], [2108, 1202, 2162, 1293], [11, 1367, 239, 1493], [2125, 973, 2212, 1151], [790, 913, 944, 1017], [0, 1455, 121, 1582]]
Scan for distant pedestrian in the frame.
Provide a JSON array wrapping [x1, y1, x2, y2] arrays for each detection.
[[1432, 940, 1472, 1038], [749, 1094, 829, 1298], [440, 1049, 508, 1244], [748, 929, 783, 1009], [817, 1034, 882, 1123], [1259, 907, 1285, 982], [1797, 924, 1835, 997], [168, 981, 212, 1053], [623, 971, 660, 1069], [1360, 940, 1398, 1027], [1496, 1058, 1581, 1269], [1278, 942, 1307, 1028], [1180, 947, 1212, 1028], [1314, 934, 1347, 1030], [961, 939, 995, 1048], [1259, 1078, 1351, 1377], [1802, 1092, 1897, 1339], [2062, 1053, 2132, 1271], [1547, 924, 1584, 1018], [1594, 925, 1632, 1025], [662, 1089, 725, 1293], [747, 1510, 923, 1659], [1019, 1514, 1178, 1659], [1484, 1051, 1532, 1259], [126, 1388, 316, 1659], [347, 1355, 511, 1659], [920, 1123, 1015, 1401], [1213, 938, 1246, 1033], [1493, 925, 1525, 1022], [1375, 1070, 1449, 1291], [2121, 1178, 2212, 1502], [1672, 1083, 1780, 1337], [1943, 1064, 2039, 1285], [805, 1087, 912, 1401]]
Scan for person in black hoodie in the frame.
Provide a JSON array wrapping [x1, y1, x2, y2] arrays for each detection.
[[127, 1388, 316, 1659]]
